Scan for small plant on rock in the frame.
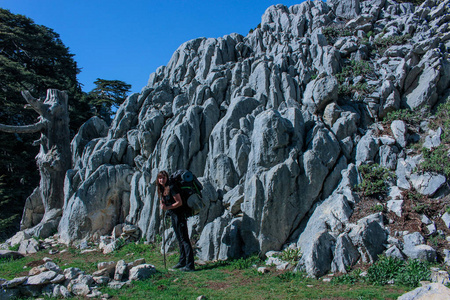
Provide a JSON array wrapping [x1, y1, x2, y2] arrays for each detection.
[[280, 247, 302, 265], [356, 164, 396, 198], [383, 107, 429, 125]]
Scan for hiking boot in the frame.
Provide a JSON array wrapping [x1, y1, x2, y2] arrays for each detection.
[[172, 262, 185, 269], [181, 266, 195, 272]]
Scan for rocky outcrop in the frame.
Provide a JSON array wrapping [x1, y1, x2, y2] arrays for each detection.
[[0, 253, 155, 299], [12, 0, 447, 278]]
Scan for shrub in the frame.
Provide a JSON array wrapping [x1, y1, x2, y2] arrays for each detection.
[[418, 145, 450, 177], [323, 26, 352, 43], [356, 164, 396, 198], [373, 34, 412, 55], [396, 259, 430, 288], [383, 108, 429, 125], [430, 100, 450, 143], [367, 256, 404, 285], [366, 256, 430, 287], [336, 60, 373, 84], [8, 244, 20, 251], [229, 255, 261, 270], [279, 248, 302, 265], [332, 269, 364, 285]]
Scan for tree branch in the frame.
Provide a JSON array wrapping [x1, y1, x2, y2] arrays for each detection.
[[21, 91, 45, 115], [0, 121, 45, 134]]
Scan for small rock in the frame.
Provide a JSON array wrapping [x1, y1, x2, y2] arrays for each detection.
[[50, 274, 66, 284], [403, 232, 424, 247], [81, 249, 98, 254], [398, 283, 450, 300], [107, 280, 126, 289], [53, 284, 71, 298], [431, 270, 450, 285], [2, 276, 28, 288], [114, 260, 127, 281], [93, 276, 110, 285], [29, 265, 46, 276], [427, 223, 437, 235], [64, 267, 83, 280], [0, 250, 25, 260], [98, 261, 117, 271], [25, 271, 58, 285], [128, 264, 156, 281], [442, 212, 450, 228], [70, 283, 91, 296], [257, 267, 270, 274], [18, 239, 40, 255], [87, 289, 103, 298]]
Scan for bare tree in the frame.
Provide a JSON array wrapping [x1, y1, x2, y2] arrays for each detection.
[[0, 89, 71, 236]]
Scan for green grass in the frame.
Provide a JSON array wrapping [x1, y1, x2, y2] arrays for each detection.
[[0, 243, 411, 299]]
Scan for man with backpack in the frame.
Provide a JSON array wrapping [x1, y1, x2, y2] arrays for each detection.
[[157, 170, 195, 272]]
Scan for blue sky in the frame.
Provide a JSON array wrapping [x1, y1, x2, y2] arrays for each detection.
[[1, 0, 305, 93]]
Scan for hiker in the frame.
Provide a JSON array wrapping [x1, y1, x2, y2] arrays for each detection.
[[157, 170, 195, 272]]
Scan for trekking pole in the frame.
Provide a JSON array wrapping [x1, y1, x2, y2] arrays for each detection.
[[162, 210, 167, 269]]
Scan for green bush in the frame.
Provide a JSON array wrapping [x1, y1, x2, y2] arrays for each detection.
[[229, 255, 261, 270], [430, 100, 450, 143], [373, 34, 412, 55], [279, 248, 302, 265], [366, 256, 430, 287], [367, 256, 404, 285], [332, 269, 364, 285], [336, 60, 373, 84], [8, 244, 19, 251], [323, 26, 352, 43], [396, 259, 430, 288], [419, 145, 450, 177], [383, 108, 429, 125], [356, 164, 396, 198]]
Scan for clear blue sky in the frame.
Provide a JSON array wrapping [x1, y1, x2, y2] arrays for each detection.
[[0, 0, 305, 93]]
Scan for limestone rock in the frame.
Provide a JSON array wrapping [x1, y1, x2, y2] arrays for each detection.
[[410, 172, 446, 196], [25, 271, 58, 285], [398, 283, 450, 300], [18, 239, 40, 255], [128, 264, 156, 281], [0, 250, 24, 260]]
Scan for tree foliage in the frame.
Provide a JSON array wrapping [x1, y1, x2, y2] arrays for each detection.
[[88, 78, 131, 123], [0, 8, 92, 239]]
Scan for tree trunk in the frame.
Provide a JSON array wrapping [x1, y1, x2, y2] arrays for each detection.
[[0, 89, 71, 236]]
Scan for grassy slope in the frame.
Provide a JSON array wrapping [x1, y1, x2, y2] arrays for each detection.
[[1, 242, 408, 299]]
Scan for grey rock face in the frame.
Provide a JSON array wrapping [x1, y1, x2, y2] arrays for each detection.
[[43, 0, 449, 279]]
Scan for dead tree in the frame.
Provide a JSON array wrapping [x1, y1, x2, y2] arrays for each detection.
[[0, 89, 71, 234]]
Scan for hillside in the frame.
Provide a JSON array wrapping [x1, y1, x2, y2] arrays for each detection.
[[3, 0, 450, 284]]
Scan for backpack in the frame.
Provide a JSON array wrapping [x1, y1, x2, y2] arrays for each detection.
[[169, 169, 204, 216]]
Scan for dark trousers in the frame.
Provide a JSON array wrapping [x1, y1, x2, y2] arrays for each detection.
[[170, 211, 194, 269]]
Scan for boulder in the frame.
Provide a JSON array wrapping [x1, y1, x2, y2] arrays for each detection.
[[398, 283, 450, 300], [410, 172, 446, 196], [18, 239, 40, 255], [303, 76, 339, 114], [25, 271, 58, 285], [128, 264, 156, 281], [0, 250, 24, 260]]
